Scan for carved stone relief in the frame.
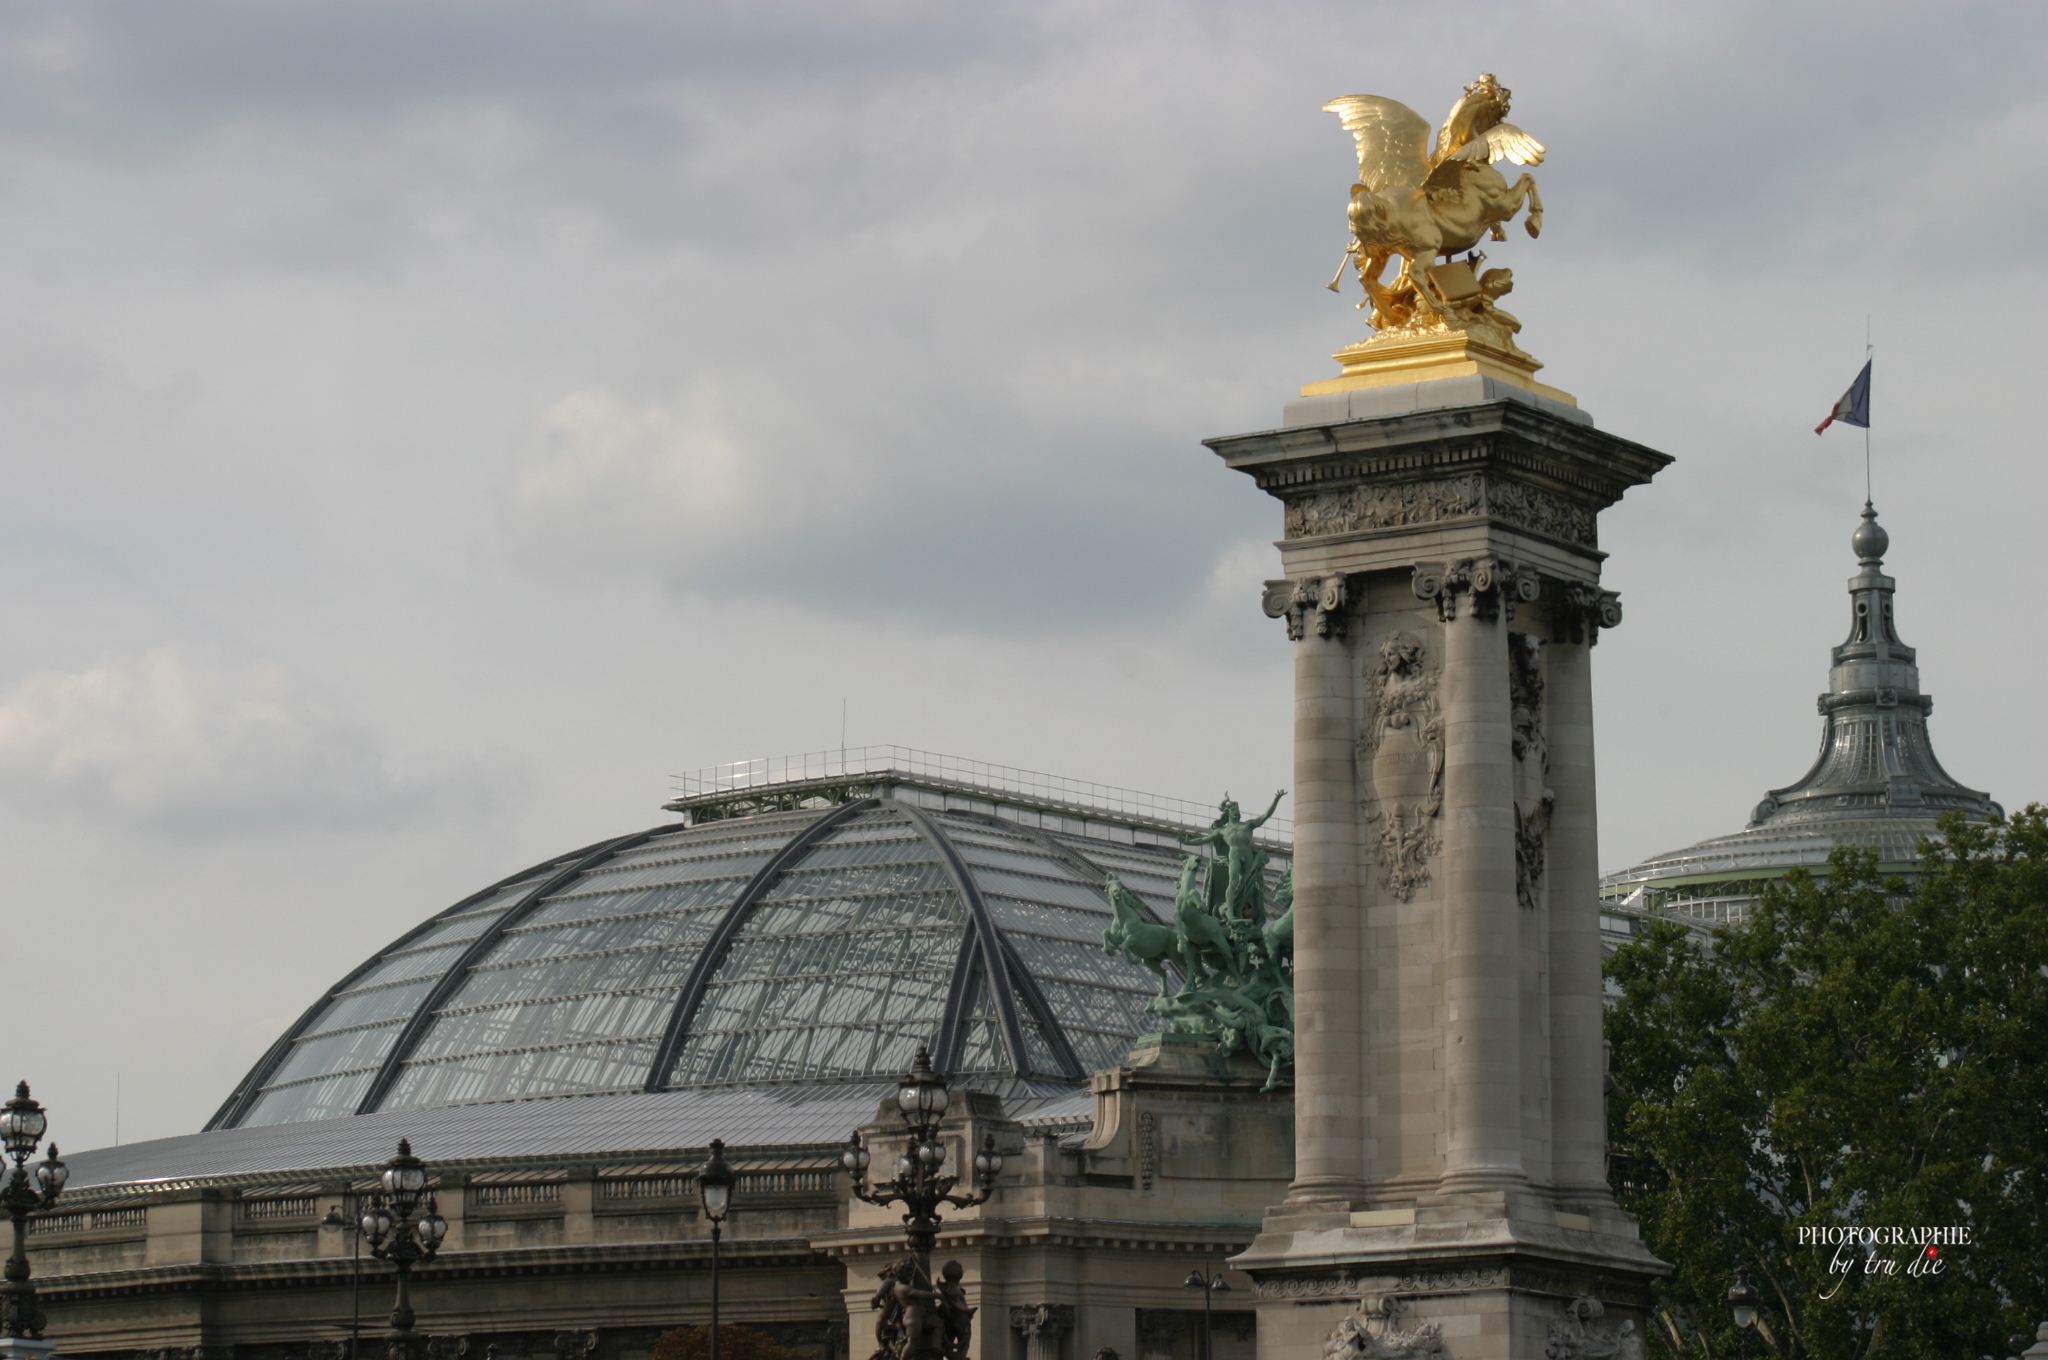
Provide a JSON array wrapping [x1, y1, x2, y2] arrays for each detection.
[[1544, 1297, 1643, 1360], [1510, 632, 1553, 912], [1413, 558, 1539, 623], [1548, 580, 1623, 646], [1264, 576, 1352, 641], [1322, 1298, 1448, 1360], [1284, 475, 1595, 548], [1359, 633, 1443, 902], [1012, 1305, 1076, 1360]]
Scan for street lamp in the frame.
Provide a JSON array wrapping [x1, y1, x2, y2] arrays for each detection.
[[0, 1082, 65, 1340], [842, 1046, 1004, 1360], [359, 1140, 448, 1360], [698, 1139, 737, 1360], [1183, 1268, 1232, 1360], [1726, 1267, 1762, 1360], [322, 1186, 369, 1360]]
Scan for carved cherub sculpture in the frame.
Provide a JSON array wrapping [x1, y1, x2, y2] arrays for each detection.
[[936, 1260, 975, 1360]]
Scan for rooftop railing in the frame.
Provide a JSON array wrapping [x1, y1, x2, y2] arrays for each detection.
[[669, 745, 1292, 840]]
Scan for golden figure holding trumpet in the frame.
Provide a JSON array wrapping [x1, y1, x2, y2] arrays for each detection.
[[1323, 74, 1545, 355]]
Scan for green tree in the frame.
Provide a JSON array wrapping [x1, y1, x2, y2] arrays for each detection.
[[651, 1326, 811, 1360], [1605, 809, 2048, 1359]]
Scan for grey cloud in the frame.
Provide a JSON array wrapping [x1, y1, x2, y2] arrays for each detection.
[[0, 650, 502, 833]]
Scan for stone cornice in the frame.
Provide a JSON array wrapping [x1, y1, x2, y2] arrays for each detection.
[[1204, 402, 1672, 515], [33, 1237, 831, 1302], [815, 1216, 1259, 1259]]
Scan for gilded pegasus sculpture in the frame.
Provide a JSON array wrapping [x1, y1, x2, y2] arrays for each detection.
[[1324, 74, 1545, 344]]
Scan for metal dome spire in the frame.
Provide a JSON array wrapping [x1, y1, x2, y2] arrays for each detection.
[[1748, 504, 1997, 827]]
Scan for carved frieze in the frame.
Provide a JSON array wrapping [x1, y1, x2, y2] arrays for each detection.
[[1544, 1296, 1644, 1360], [1510, 633, 1553, 913], [1323, 1298, 1448, 1360], [1264, 575, 1353, 640], [1549, 580, 1623, 645], [1414, 557, 1540, 623], [1359, 633, 1443, 902], [1284, 474, 1595, 547]]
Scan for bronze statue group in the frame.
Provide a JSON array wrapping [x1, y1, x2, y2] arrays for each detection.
[[1102, 793, 1295, 1092]]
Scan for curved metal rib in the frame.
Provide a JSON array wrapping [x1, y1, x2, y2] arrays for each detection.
[[1000, 935, 1086, 1080], [640, 798, 879, 1092], [352, 827, 667, 1116], [207, 833, 630, 1131], [895, 803, 1037, 1081], [933, 930, 984, 1078]]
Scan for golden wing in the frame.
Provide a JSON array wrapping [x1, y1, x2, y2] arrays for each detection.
[[1473, 121, 1545, 166], [1323, 95, 1432, 193], [1433, 81, 1503, 164]]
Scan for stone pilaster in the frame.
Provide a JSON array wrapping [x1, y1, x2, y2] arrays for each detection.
[[1207, 381, 1671, 1360]]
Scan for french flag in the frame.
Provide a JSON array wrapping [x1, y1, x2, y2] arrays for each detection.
[[1815, 360, 1870, 435]]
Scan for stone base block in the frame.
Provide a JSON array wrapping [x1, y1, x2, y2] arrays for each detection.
[[0, 1338, 60, 1360], [1238, 1209, 1663, 1360]]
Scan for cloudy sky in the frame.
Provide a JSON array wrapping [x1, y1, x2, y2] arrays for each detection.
[[2, 1, 2041, 1147]]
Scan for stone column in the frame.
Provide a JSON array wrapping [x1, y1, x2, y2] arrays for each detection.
[[1283, 585, 1366, 1201], [1013, 1304, 1076, 1360], [1210, 387, 1672, 1360], [1545, 625, 1610, 1203], [1436, 566, 1524, 1195]]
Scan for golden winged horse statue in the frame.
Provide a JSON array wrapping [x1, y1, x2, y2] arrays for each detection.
[[1325, 74, 1545, 335]]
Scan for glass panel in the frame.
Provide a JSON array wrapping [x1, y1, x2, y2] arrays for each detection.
[[398, 905, 514, 953], [406, 991, 674, 1061], [555, 852, 774, 894], [240, 1069, 377, 1128], [794, 838, 936, 870], [302, 978, 438, 1035], [381, 1039, 659, 1109], [953, 842, 1087, 879], [762, 860, 950, 902], [971, 870, 1107, 913], [486, 910, 720, 963], [1068, 1026, 1143, 1074], [948, 967, 1008, 1073], [600, 823, 808, 866], [521, 878, 748, 927], [983, 898, 1111, 945], [1009, 933, 1160, 990], [1016, 1004, 1064, 1076], [443, 947, 701, 1009], [1038, 977, 1157, 1033], [347, 943, 470, 990], [267, 1022, 407, 1086]]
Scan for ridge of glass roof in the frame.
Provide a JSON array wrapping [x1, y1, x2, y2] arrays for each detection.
[[665, 745, 1291, 846]]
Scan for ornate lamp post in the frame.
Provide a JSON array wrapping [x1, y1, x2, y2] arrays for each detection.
[[1183, 1268, 1232, 1360], [698, 1139, 737, 1360], [359, 1140, 448, 1360], [1725, 1267, 1762, 1360], [842, 1047, 1004, 1360], [0, 1083, 66, 1342]]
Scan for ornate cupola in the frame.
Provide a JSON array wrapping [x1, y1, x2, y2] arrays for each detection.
[[1599, 504, 2000, 937], [1750, 503, 1998, 827]]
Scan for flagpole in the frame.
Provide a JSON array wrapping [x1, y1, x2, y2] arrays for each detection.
[[1864, 315, 1872, 505]]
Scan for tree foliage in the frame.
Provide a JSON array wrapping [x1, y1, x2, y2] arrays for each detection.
[[1605, 809, 2048, 1359], [651, 1326, 811, 1360]]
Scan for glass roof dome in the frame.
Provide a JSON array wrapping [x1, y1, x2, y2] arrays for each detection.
[[210, 749, 1291, 1131]]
